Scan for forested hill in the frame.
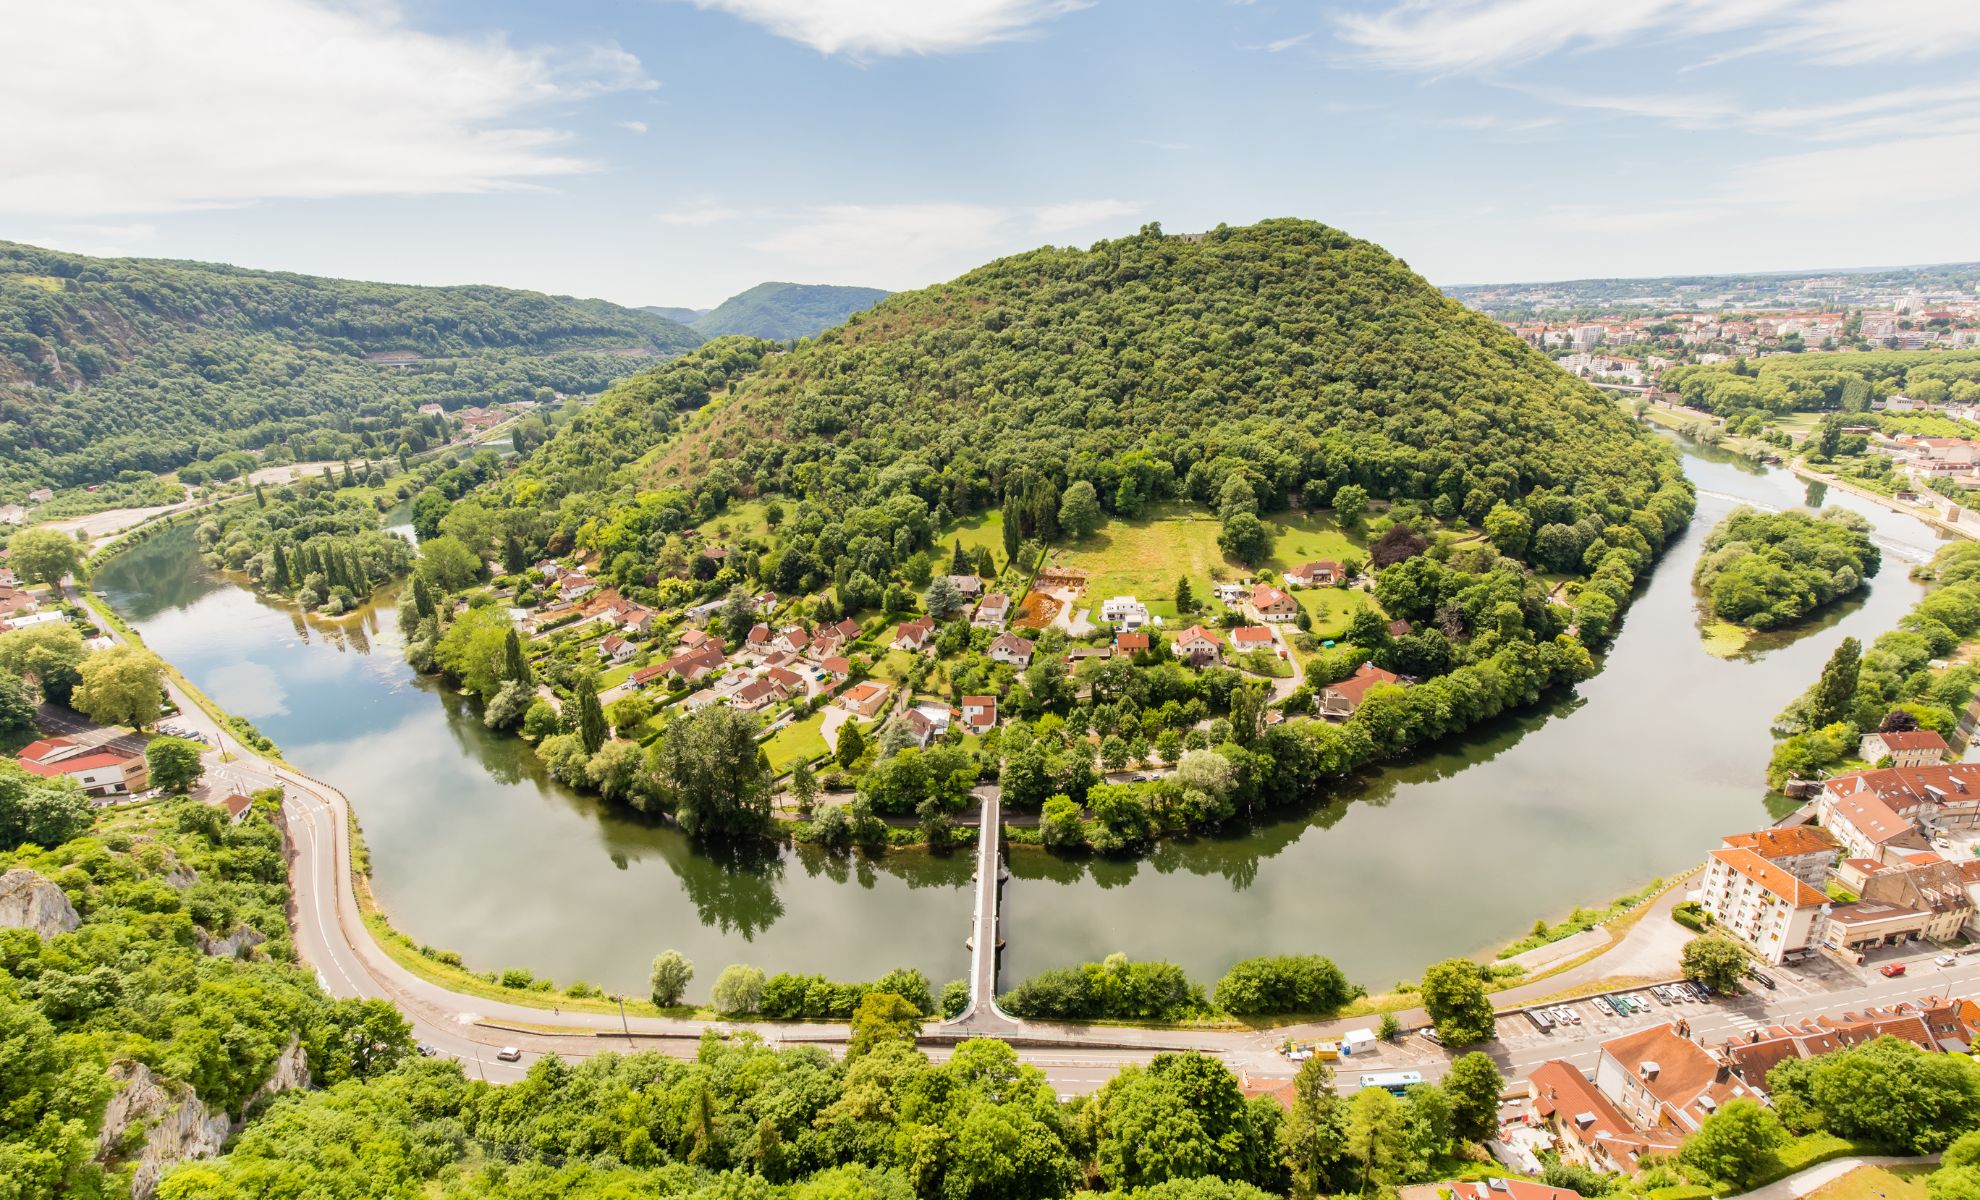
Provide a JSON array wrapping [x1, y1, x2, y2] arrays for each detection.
[[0, 240, 702, 492], [688, 281, 889, 340], [511, 221, 1687, 544]]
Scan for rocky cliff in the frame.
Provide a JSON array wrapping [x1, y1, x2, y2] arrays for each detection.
[[0, 867, 81, 937]]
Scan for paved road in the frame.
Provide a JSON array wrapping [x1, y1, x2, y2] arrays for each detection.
[[1736, 1156, 1938, 1200]]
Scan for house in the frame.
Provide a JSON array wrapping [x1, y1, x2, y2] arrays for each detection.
[[1592, 1023, 1754, 1140], [1856, 857, 1973, 942], [0, 505, 29, 526], [765, 666, 807, 698], [1229, 625, 1279, 656], [746, 623, 774, 651], [1284, 561, 1341, 587], [961, 695, 997, 732], [1436, 1181, 1581, 1200], [988, 632, 1035, 668], [532, 559, 565, 580], [819, 655, 852, 682], [1815, 763, 1980, 860], [911, 702, 953, 738], [678, 629, 721, 653], [1213, 581, 1246, 605], [773, 626, 811, 655], [752, 592, 779, 615], [972, 593, 1011, 629], [558, 574, 597, 600], [598, 633, 637, 664], [1114, 631, 1150, 656], [1250, 583, 1299, 622], [1718, 826, 1840, 890], [1101, 596, 1151, 630], [1528, 1060, 1679, 1176], [1719, 1000, 1953, 1093], [637, 646, 725, 688], [1697, 846, 1829, 963], [1319, 663, 1401, 718], [220, 793, 254, 824], [811, 618, 861, 656], [417, 402, 446, 416], [727, 678, 779, 712], [1172, 625, 1224, 667], [897, 708, 939, 749], [949, 574, 984, 600], [1860, 729, 1950, 767], [839, 681, 892, 719], [0, 586, 37, 616], [1824, 791, 1933, 864], [15, 738, 150, 797], [893, 616, 936, 652]]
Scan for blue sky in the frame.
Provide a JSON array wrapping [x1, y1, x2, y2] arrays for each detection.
[[5, 0, 1979, 307]]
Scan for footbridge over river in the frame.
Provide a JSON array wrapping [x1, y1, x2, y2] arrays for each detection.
[[939, 791, 1024, 1036]]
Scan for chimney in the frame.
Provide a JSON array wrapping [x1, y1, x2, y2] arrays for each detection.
[[1640, 1061, 1661, 1080]]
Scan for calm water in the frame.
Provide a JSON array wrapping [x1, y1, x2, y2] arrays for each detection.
[[93, 437, 1954, 997]]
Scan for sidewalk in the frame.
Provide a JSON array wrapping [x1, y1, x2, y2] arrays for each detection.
[[1734, 1156, 1938, 1200]]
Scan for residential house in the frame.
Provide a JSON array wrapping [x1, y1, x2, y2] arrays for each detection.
[[1101, 596, 1151, 630], [531, 559, 565, 581], [753, 592, 779, 614], [911, 703, 953, 739], [0, 586, 37, 616], [636, 646, 725, 689], [598, 633, 637, 664], [839, 681, 892, 719], [1815, 763, 1980, 859], [1284, 561, 1341, 587], [892, 617, 936, 652], [1859, 729, 1949, 767], [221, 793, 254, 824], [1528, 1060, 1679, 1176], [677, 629, 721, 653], [819, 656, 852, 683], [1857, 856, 1973, 942], [15, 738, 150, 797], [961, 695, 997, 733], [1250, 583, 1299, 622], [1114, 631, 1150, 656], [727, 679, 779, 712], [746, 623, 774, 652], [774, 626, 811, 656], [973, 593, 1011, 629], [1436, 1181, 1581, 1200], [1697, 847, 1828, 963], [0, 506, 28, 526], [765, 666, 807, 699], [1229, 626, 1279, 656], [949, 575, 984, 601], [988, 632, 1035, 668], [1718, 826, 1840, 891], [1319, 663, 1401, 719], [1213, 581, 1246, 605], [1592, 1024, 1754, 1142], [1172, 625, 1224, 667], [25, 487, 53, 505], [898, 708, 939, 749], [811, 618, 861, 657]]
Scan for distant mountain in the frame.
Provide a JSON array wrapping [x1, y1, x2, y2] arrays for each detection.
[[689, 282, 889, 340], [641, 305, 707, 325], [0, 240, 702, 491]]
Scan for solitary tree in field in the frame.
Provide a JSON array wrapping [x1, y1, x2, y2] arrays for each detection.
[[649, 950, 693, 1007], [575, 677, 607, 754], [1681, 934, 1750, 994]]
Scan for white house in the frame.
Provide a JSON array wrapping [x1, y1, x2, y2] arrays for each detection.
[[1100, 596, 1151, 629]]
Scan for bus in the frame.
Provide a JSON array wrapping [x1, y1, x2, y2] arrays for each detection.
[[1358, 1071, 1424, 1096]]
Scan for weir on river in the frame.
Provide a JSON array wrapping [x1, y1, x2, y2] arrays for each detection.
[[89, 433, 1961, 1000]]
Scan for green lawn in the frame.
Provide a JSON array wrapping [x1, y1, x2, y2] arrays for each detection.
[[1260, 511, 1363, 573], [870, 649, 920, 683], [762, 711, 829, 775], [704, 498, 777, 548], [943, 510, 1007, 567], [597, 661, 638, 690], [1056, 503, 1234, 621], [1295, 587, 1377, 640]]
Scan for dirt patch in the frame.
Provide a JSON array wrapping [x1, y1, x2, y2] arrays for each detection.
[[1013, 590, 1062, 631]]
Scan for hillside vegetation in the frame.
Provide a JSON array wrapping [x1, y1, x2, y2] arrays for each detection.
[[0, 240, 701, 495], [689, 281, 890, 340], [1664, 349, 1980, 418]]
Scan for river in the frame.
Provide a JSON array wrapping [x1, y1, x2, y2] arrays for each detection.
[[90, 436, 1954, 999]]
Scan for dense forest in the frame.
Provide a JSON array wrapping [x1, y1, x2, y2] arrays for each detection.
[[1663, 350, 1980, 419], [194, 472, 415, 615], [1693, 506, 1879, 631], [0, 239, 702, 495], [688, 282, 890, 340]]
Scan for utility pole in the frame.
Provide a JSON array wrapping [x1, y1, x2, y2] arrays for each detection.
[[617, 994, 634, 1049]]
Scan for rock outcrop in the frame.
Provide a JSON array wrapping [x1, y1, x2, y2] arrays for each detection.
[[97, 1062, 231, 1200], [197, 923, 267, 959], [0, 868, 80, 938]]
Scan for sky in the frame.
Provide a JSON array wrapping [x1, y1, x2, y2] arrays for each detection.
[[4, 0, 1979, 309]]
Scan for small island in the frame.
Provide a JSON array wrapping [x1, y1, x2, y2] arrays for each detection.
[[1693, 505, 1879, 655]]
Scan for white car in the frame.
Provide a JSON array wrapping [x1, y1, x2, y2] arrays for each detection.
[[1939, 954, 1958, 968], [496, 1046, 522, 1062]]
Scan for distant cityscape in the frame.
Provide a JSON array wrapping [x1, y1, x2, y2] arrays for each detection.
[[1448, 263, 1980, 389]]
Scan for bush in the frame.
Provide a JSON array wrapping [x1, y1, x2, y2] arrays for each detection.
[[1673, 901, 1710, 932], [1212, 954, 1360, 1016], [999, 954, 1200, 1022]]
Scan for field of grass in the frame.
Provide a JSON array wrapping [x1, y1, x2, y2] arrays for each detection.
[[597, 661, 637, 690], [762, 710, 828, 775], [704, 498, 776, 547], [1261, 511, 1363, 573], [1055, 503, 1240, 620], [1804, 1164, 1931, 1200], [943, 510, 1007, 568], [870, 648, 920, 683], [1296, 587, 1377, 640]]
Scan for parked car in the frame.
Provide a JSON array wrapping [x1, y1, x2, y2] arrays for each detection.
[[1880, 963, 1908, 978], [1938, 954, 1958, 968], [496, 1046, 523, 1062], [1746, 968, 1777, 990], [1592, 996, 1614, 1017]]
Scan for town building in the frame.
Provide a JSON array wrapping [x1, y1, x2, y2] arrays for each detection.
[[1858, 729, 1949, 767], [1114, 631, 1150, 656], [988, 631, 1035, 668], [1697, 846, 1828, 963], [839, 681, 891, 719], [972, 594, 1011, 629], [1172, 625, 1224, 667], [15, 737, 150, 797], [892, 617, 936, 652], [1249, 583, 1299, 623], [1718, 826, 1839, 890], [1229, 625, 1278, 655], [1284, 561, 1341, 588], [1101, 596, 1151, 629], [961, 695, 997, 733]]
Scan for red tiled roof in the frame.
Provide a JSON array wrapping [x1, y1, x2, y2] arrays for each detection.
[[1709, 847, 1829, 907], [1721, 826, 1838, 860], [1875, 731, 1950, 752], [1232, 626, 1275, 644]]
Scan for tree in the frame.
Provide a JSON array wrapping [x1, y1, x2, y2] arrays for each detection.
[[847, 991, 923, 1057], [1346, 1086, 1409, 1192], [416, 535, 482, 593], [1219, 511, 1271, 564], [1333, 484, 1370, 528], [145, 737, 206, 794], [711, 964, 766, 1015], [1175, 576, 1196, 613], [6, 527, 83, 585], [835, 720, 866, 769], [649, 950, 694, 1007], [1443, 1053, 1504, 1144], [1280, 1056, 1348, 1199], [924, 575, 965, 621], [501, 628, 531, 685], [0, 759, 93, 848], [1681, 934, 1750, 994], [483, 680, 532, 731], [1484, 503, 1532, 558], [1678, 1098, 1785, 1185], [72, 645, 167, 731], [646, 704, 773, 837], [0, 623, 87, 706], [574, 676, 607, 754], [1059, 479, 1103, 539], [789, 758, 819, 813], [1420, 958, 1497, 1046], [0, 670, 34, 740], [1002, 506, 1021, 565], [1807, 637, 1862, 729]]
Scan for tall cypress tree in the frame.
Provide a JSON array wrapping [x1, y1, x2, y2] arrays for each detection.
[[412, 575, 436, 620], [1002, 505, 1021, 566], [341, 461, 356, 488], [1808, 636, 1861, 729], [576, 677, 607, 754], [271, 542, 292, 591], [503, 533, 528, 575], [503, 628, 531, 685]]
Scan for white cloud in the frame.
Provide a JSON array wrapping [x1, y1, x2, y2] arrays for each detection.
[[0, 0, 652, 218], [678, 0, 1091, 56], [657, 204, 744, 226], [37, 222, 161, 257], [1334, 0, 1980, 75], [619, 120, 650, 134], [748, 199, 1140, 288]]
